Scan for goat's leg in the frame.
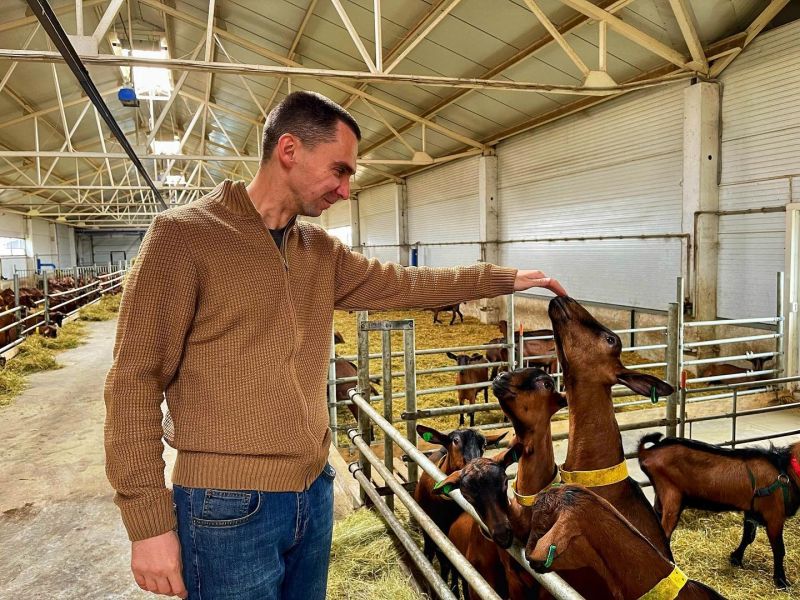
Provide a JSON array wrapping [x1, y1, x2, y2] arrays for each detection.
[[730, 513, 758, 567], [658, 487, 682, 541], [457, 306, 464, 323], [459, 397, 465, 427], [449, 310, 456, 325], [766, 517, 789, 589], [483, 384, 488, 403], [490, 365, 498, 381], [469, 399, 475, 427]]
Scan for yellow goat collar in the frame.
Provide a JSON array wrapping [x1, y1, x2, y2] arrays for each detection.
[[638, 565, 688, 600], [558, 460, 628, 487], [512, 467, 561, 507]]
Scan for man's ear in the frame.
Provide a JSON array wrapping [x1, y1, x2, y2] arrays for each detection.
[[432, 471, 462, 496], [416, 425, 449, 446]]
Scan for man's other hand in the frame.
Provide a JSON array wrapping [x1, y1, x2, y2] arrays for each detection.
[[131, 530, 188, 598]]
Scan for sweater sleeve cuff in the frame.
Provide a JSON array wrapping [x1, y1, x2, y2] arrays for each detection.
[[488, 266, 517, 297], [120, 491, 177, 542]]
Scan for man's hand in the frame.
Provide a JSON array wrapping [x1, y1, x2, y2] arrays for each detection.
[[131, 530, 188, 598], [513, 270, 567, 297]]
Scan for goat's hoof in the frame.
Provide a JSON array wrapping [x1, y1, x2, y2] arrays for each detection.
[[775, 577, 790, 590], [729, 553, 744, 567]]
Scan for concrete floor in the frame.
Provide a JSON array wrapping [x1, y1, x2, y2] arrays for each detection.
[[2, 317, 799, 598]]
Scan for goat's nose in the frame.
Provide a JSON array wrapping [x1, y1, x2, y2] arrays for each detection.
[[494, 528, 513, 549], [527, 558, 549, 574]]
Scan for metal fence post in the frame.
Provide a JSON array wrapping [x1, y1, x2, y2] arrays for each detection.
[[404, 323, 418, 487], [731, 388, 739, 449], [328, 329, 338, 448], [776, 271, 785, 384], [665, 303, 679, 437], [382, 329, 394, 510], [676, 277, 687, 438], [356, 311, 371, 504], [13, 274, 21, 339], [506, 293, 516, 371], [43, 275, 50, 326]]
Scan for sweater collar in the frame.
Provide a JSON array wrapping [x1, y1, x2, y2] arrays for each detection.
[[214, 180, 299, 231]]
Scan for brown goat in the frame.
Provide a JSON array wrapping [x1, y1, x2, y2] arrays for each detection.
[[526, 485, 727, 599], [446, 351, 489, 427], [548, 295, 674, 561], [414, 424, 507, 590], [700, 357, 772, 385], [638, 433, 800, 589], [430, 303, 464, 325], [485, 320, 558, 380], [434, 444, 523, 599]]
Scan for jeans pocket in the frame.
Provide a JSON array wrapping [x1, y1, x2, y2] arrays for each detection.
[[321, 462, 337, 481], [192, 489, 261, 528]]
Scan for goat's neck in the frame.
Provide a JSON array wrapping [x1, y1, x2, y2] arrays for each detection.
[[509, 428, 557, 537], [563, 379, 624, 471], [584, 523, 675, 599]]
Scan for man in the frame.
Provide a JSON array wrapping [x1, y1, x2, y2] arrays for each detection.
[[104, 91, 566, 599]]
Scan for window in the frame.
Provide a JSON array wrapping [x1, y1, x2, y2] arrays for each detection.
[[152, 140, 181, 155], [124, 48, 173, 100], [328, 226, 352, 246], [0, 237, 26, 256]]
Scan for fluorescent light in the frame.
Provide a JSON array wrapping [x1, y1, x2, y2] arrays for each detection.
[[163, 174, 187, 186]]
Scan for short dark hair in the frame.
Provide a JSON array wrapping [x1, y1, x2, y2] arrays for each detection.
[[261, 91, 361, 161]]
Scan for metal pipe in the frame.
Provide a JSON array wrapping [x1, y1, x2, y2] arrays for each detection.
[[347, 390, 584, 599], [404, 324, 418, 486], [686, 369, 777, 384], [684, 351, 778, 366], [382, 328, 394, 511], [685, 375, 800, 393], [349, 465, 459, 600], [665, 303, 679, 437], [683, 333, 781, 348], [349, 439, 494, 600], [337, 342, 507, 362], [356, 311, 372, 504], [776, 271, 786, 383], [685, 316, 782, 327]]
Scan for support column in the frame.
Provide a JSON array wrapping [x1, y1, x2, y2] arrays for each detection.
[[785, 203, 800, 386], [394, 182, 409, 266], [478, 152, 500, 324], [349, 195, 362, 252], [682, 82, 720, 323]]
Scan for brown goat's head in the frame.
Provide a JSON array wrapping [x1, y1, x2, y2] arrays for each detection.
[[548, 296, 673, 399], [434, 443, 523, 548], [492, 368, 566, 432], [417, 424, 507, 470], [446, 351, 487, 367]]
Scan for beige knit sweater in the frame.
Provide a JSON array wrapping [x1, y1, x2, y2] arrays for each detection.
[[104, 180, 517, 541]]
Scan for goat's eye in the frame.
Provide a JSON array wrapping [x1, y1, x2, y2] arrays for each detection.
[[605, 335, 615, 346], [452, 438, 460, 446], [543, 380, 553, 390]]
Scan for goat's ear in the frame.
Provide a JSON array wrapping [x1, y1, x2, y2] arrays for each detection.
[[484, 431, 509, 448], [617, 369, 673, 398], [433, 471, 462, 496], [446, 351, 458, 361], [498, 320, 508, 336], [416, 424, 449, 446], [471, 352, 484, 361], [499, 442, 524, 469]]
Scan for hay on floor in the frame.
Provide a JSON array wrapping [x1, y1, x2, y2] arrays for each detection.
[[328, 507, 425, 600], [79, 294, 122, 321]]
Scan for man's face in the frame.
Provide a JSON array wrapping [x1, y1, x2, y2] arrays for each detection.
[[289, 120, 358, 218]]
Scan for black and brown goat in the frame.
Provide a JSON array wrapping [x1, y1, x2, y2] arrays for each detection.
[[430, 303, 464, 325], [446, 351, 489, 427], [485, 320, 558, 380], [700, 356, 772, 385], [526, 485, 727, 599], [638, 433, 800, 589], [414, 424, 507, 588]]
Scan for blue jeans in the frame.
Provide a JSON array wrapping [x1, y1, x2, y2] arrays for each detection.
[[173, 463, 336, 600]]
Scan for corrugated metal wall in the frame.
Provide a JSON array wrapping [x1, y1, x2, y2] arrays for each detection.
[[55, 224, 75, 268], [78, 232, 143, 266], [406, 156, 481, 267], [326, 199, 351, 229], [31, 219, 57, 266], [717, 20, 800, 318], [358, 184, 398, 263], [496, 84, 687, 309]]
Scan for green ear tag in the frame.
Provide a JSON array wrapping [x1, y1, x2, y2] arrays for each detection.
[[422, 432, 433, 442], [650, 386, 658, 404], [442, 484, 453, 495], [544, 544, 557, 569]]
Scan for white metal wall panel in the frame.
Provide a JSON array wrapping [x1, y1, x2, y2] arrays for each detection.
[[325, 199, 351, 229], [497, 84, 686, 309], [55, 224, 75, 268], [0, 212, 26, 240], [31, 219, 57, 265], [716, 21, 800, 318], [88, 233, 143, 265], [358, 184, 398, 264], [406, 157, 481, 267]]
